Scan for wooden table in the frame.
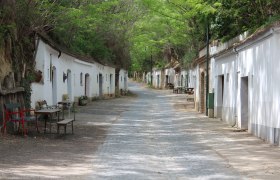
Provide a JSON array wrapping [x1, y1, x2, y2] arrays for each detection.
[[35, 109, 61, 133]]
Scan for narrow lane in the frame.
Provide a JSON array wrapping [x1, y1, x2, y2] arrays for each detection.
[[90, 82, 242, 179]]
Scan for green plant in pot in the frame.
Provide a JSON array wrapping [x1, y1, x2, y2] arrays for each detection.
[[79, 95, 88, 106]]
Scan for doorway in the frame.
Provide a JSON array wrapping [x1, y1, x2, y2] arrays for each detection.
[[85, 73, 90, 97], [165, 75, 169, 87], [200, 72, 205, 113], [99, 74, 103, 97], [217, 75, 224, 118], [157, 75, 160, 88], [240, 76, 249, 129]]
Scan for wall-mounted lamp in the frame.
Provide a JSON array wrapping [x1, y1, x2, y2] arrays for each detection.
[[63, 72, 68, 83]]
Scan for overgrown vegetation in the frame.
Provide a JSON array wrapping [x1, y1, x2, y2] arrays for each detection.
[[1, 0, 280, 105]]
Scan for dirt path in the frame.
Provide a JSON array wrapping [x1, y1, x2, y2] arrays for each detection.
[[0, 97, 134, 179], [1, 83, 280, 179]]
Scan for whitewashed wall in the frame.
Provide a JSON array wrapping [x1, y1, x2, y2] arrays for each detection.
[[31, 39, 48, 107], [119, 69, 128, 91], [145, 72, 152, 84], [142, 72, 146, 83], [164, 68, 175, 86], [180, 70, 187, 87], [214, 52, 238, 125], [105, 66, 115, 96], [72, 59, 95, 98], [211, 28, 280, 145], [194, 65, 200, 110], [153, 69, 162, 88], [236, 30, 280, 144], [31, 38, 116, 108], [187, 68, 198, 89]]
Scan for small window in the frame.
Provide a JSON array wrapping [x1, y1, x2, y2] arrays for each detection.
[[226, 73, 229, 82], [80, 73, 83, 86], [121, 76, 122, 82]]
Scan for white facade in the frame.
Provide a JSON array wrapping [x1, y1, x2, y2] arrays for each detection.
[[152, 69, 162, 89], [211, 26, 280, 145], [214, 51, 238, 126], [31, 37, 116, 108], [145, 72, 152, 84], [235, 29, 280, 144], [164, 68, 175, 87], [119, 69, 128, 91]]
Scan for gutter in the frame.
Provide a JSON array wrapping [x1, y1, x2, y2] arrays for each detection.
[[235, 29, 274, 52]]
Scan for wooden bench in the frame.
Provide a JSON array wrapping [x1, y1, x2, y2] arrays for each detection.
[[57, 119, 74, 134], [56, 102, 75, 134]]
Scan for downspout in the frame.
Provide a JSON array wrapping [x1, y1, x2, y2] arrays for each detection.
[[232, 47, 239, 127], [206, 22, 210, 116]]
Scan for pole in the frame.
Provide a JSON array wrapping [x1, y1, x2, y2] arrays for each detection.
[[206, 21, 210, 116], [151, 53, 153, 85]]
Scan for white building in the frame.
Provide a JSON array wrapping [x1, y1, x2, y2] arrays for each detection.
[[31, 35, 117, 108], [151, 69, 163, 89], [119, 69, 128, 92], [212, 23, 280, 145], [164, 67, 175, 88]]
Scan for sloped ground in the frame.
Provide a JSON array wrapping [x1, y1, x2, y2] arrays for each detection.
[[0, 82, 280, 179], [0, 97, 131, 179]]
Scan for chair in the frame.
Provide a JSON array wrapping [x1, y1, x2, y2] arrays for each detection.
[[3, 103, 25, 135], [37, 100, 58, 110], [37, 100, 60, 126], [20, 108, 38, 134], [57, 102, 76, 134]]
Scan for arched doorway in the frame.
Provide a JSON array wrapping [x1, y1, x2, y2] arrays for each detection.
[[85, 73, 90, 97], [165, 75, 169, 88], [200, 72, 205, 113], [99, 74, 103, 97], [51, 66, 57, 105]]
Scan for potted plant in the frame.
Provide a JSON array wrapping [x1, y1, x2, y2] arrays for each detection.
[[79, 95, 88, 106]]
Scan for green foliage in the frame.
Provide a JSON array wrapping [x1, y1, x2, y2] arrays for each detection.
[[211, 0, 280, 41], [2, 0, 280, 107], [129, 0, 216, 72], [21, 73, 35, 109], [48, 0, 138, 68]]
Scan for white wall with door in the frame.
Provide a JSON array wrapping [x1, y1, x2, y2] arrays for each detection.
[[235, 29, 280, 144], [164, 68, 175, 86], [31, 37, 117, 108], [119, 69, 128, 91], [214, 51, 238, 126], [152, 69, 162, 88], [103, 66, 115, 96]]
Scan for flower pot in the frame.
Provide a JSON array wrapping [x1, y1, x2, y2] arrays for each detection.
[[79, 99, 87, 106]]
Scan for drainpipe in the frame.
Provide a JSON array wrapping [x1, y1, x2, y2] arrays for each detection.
[[232, 47, 239, 127], [206, 22, 210, 116], [151, 53, 153, 85]]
